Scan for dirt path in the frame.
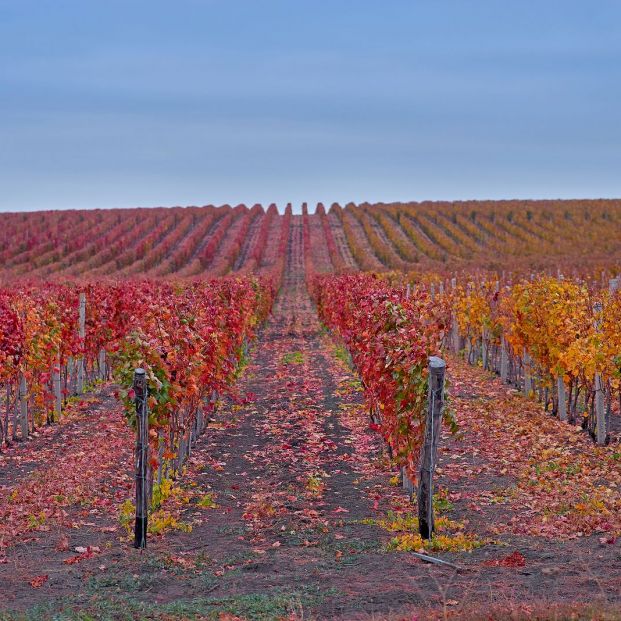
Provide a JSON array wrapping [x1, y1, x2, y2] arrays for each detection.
[[0, 388, 123, 486], [2, 231, 621, 619], [0, 387, 133, 558]]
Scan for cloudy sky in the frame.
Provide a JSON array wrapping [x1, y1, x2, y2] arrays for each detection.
[[1, 1, 620, 212]]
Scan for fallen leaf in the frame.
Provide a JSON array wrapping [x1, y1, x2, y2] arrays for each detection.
[[30, 575, 48, 589]]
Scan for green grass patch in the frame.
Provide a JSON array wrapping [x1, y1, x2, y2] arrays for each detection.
[[197, 492, 218, 509], [282, 351, 304, 365], [1, 585, 333, 621], [333, 344, 352, 368]]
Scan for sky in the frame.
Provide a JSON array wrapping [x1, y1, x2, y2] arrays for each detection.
[[1, 1, 620, 213]]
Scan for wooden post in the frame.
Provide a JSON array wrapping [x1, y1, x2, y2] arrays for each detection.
[[3, 385, 11, 445], [451, 314, 460, 354], [67, 356, 74, 397], [133, 368, 148, 549], [594, 374, 606, 445], [11, 383, 18, 440], [523, 349, 532, 396], [98, 349, 107, 381], [609, 278, 619, 294], [593, 302, 606, 445], [196, 407, 204, 437], [76, 293, 86, 395], [18, 372, 28, 440], [429, 283, 434, 301], [500, 335, 509, 383], [402, 465, 414, 497], [557, 375, 567, 422], [481, 327, 488, 370], [465, 338, 472, 364], [417, 356, 446, 540], [176, 408, 187, 475], [406, 283, 411, 300], [157, 433, 165, 485], [464, 284, 473, 361], [53, 357, 62, 422]]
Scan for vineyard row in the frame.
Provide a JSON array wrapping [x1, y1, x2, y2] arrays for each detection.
[[2, 200, 621, 281]]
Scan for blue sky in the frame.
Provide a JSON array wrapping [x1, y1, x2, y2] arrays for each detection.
[[1, 1, 620, 213]]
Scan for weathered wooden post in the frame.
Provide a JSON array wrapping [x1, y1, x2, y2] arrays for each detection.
[[523, 349, 532, 396], [609, 278, 619, 294], [11, 384, 18, 441], [156, 432, 165, 486], [592, 302, 606, 445], [451, 316, 460, 354], [176, 409, 188, 475], [98, 349, 107, 381], [481, 327, 489, 370], [53, 356, 62, 422], [18, 372, 28, 440], [133, 368, 149, 549], [466, 283, 474, 363], [401, 335, 414, 500], [1, 387, 7, 446], [76, 292, 86, 394], [594, 373, 606, 445], [66, 356, 74, 397], [450, 278, 460, 355], [557, 375, 567, 422], [417, 356, 446, 540], [500, 335, 509, 383], [402, 466, 414, 496]]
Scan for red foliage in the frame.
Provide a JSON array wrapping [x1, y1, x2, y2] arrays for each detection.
[[313, 273, 445, 479], [484, 550, 527, 567], [0, 277, 275, 453]]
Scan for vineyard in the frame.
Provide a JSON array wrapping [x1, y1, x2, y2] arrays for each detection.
[[1, 201, 621, 620], [3, 199, 621, 282]]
